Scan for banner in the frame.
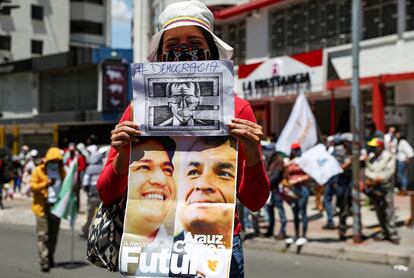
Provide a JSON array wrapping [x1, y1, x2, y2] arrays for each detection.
[[131, 61, 234, 136], [122, 61, 237, 277], [295, 144, 343, 185], [275, 93, 318, 155], [52, 159, 78, 227], [120, 136, 237, 277]]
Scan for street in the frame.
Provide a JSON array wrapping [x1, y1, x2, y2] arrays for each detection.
[[0, 223, 411, 278]]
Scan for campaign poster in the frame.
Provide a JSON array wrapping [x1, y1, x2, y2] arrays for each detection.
[[119, 136, 237, 278], [131, 61, 234, 136]]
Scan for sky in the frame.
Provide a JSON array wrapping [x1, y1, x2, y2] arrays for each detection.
[[112, 0, 133, 49]]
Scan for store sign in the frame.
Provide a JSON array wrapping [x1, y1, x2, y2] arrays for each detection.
[[242, 72, 311, 94], [102, 63, 128, 111], [238, 54, 324, 100]]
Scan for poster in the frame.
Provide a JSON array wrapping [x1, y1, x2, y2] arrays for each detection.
[[120, 136, 237, 277], [102, 63, 128, 111], [131, 61, 234, 136]]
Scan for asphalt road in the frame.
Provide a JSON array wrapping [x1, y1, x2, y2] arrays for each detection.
[[0, 223, 411, 278]]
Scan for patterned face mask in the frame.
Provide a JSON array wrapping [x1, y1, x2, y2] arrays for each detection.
[[159, 43, 211, 62]]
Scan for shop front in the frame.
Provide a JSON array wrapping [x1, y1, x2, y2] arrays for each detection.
[[237, 49, 329, 138]]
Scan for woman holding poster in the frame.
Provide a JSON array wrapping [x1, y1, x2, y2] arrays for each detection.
[[97, 1, 269, 277]]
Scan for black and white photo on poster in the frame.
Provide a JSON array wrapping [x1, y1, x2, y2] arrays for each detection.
[[147, 76, 221, 131], [132, 61, 234, 136]]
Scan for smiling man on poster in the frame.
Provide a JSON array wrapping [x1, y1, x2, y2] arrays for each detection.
[[168, 136, 237, 278], [121, 137, 177, 276]]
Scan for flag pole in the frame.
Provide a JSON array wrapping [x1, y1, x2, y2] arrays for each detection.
[[70, 194, 76, 267], [71, 222, 75, 266], [351, 0, 363, 243]]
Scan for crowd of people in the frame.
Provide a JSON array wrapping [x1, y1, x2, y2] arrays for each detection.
[[242, 124, 413, 246], [0, 137, 108, 272]]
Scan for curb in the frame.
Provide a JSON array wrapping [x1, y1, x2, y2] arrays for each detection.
[[243, 237, 412, 267]]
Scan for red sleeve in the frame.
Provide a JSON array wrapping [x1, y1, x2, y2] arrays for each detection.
[[77, 155, 86, 172], [235, 96, 270, 212], [97, 105, 132, 205]]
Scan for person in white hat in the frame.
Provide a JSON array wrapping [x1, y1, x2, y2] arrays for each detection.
[[97, 1, 270, 277]]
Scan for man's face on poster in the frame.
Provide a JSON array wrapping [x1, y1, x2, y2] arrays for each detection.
[[178, 139, 236, 233], [127, 140, 176, 235], [167, 82, 200, 123]]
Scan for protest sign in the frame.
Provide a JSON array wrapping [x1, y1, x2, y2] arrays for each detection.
[[119, 136, 237, 277], [131, 61, 234, 136], [120, 61, 237, 277]]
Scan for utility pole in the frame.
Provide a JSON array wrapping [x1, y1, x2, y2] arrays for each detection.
[[351, 0, 363, 243]]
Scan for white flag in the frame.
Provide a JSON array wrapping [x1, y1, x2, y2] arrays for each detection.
[[295, 144, 343, 185], [276, 93, 318, 155]]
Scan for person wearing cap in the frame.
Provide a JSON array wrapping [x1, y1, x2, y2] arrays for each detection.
[[283, 143, 311, 246], [365, 137, 400, 244], [97, 1, 269, 277], [30, 147, 66, 272]]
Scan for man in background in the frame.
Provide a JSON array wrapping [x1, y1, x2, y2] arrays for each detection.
[[365, 138, 400, 244]]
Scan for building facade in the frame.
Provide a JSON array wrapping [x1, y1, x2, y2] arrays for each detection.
[[0, 1, 124, 155], [0, 0, 111, 65], [70, 0, 111, 47], [0, 0, 70, 62], [0, 47, 132, 155], [214, 0, 414, 186]]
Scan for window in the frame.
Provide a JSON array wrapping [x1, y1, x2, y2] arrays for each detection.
[[31, 40, 43, 55], [71, 21, 103, 35], [269, 0, 397, 57], [0, 7, 11, 15], [362, 0, 397, 39], [31, 5, 43, 20], [0, 35, 11, 50], [214, 20, 246, 65], [407, 0, 414, 31], [70, 0, 103, 4]]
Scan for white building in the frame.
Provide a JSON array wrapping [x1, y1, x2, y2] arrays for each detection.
[[0, 0, 70, 62], [0, 0, 111, 63], [214, 0, 414, 185], [70, 0, 111, 48], [133, 0, 248, 62]]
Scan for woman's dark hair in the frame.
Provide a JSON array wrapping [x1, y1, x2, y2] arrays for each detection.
[[156, 26, 219, 60], [198, 27, 219, 60]]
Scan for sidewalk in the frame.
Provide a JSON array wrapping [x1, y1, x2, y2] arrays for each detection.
[[243, 193, 414, 268], [0, 191, 88, 231], [1, 192, 413, 268]]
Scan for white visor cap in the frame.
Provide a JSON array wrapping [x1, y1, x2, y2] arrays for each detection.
[[147, 0, 234, 62]]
